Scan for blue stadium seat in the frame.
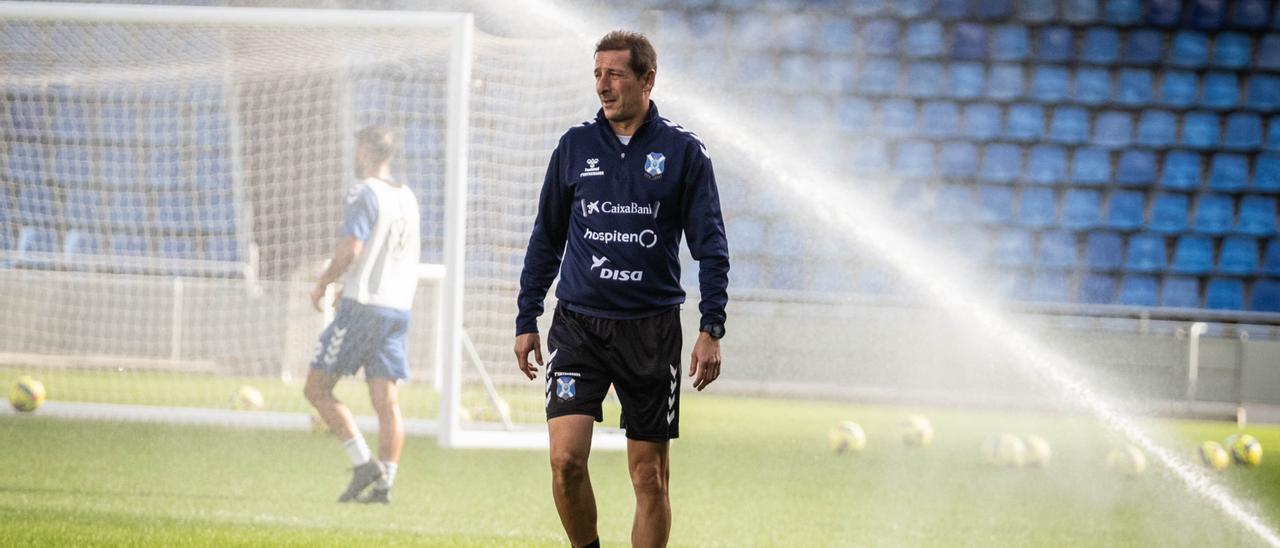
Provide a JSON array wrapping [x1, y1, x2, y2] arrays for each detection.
[[195, 153, 233, 191], [821, 19, 855, 54], [1232, 0, 1270, 28], [935, 0, 968, 18], [858, 59, 897, 95], [1082, 28, 1119, 64], [860, 19, 899, 55], [192, 108, 229, 148], [1086, 232, 1125, 270], [1171, 235, 1214, 275], [1202, 72, 1239, 109], [853, 139, 889, 175], [1265, 240, 1280, 276], [97, 102, 138, 143], [1049, 106, 1089, 144], [15, 226, 58, 268], [1159, 72, 1198, 108], [1080, 274, 1117, 304], [891, 180, 927, 213], [1161, 151, 1202, 190], [51, 101, 90, 142], [1190, 0, 1227, 29], [988, 64, 1024, 101], [918, 101, 959, 138], [977, 186, 1014, 224], [1030, 66, 1069, 103], [1260, 35, 1280, 70], [992, 230, 1034, 267], [1006, 104, 1044, 142], [1017, 188, 1057, 228], [64, 189, 103, 228], [905, 62, 944, 97], [939, 142, 979, 179], [1037, 230, 1078, 269], [964, 103, 1001, 140], [1224, 113, 1263, 150], [1237, 196, 1277, 236], [1028, 145, 1068, 185], [1118, 275, 1159, 306], [728, 216, 766, 255], [1063, 0, 1099, 22], [905, 20, 943, 57], [1020, 0, 1055, 22], [981, 143, 1022, 183], [934, 185, 973, 224], [1219, 236, 1259, 275], [948, 62, 985, 100], [1206, 278, 1244, 310], [1209, 153, 1248, 192], [1148, 1, 1182, 26], [153, 194, 195, 233], [775, 13, 814, 51], [1247, 75, 1280, 111], [1192, 194, 1234, 235], [7, 143, 44, 185], [890, 0, 930, 18], [952, 23, 987, 60], [108, 233, 147, 258], [142, 101, 180, 146], [1062, 189, 1102, 230], [146, 150, 183, 189], [879, 99, 915, 136], [17, 184, 57, 226], [108, 191, 147, 229], [1115, 69, 1154, 106], [1149, 193, 1190, 233], [63, 229, 103, 257], [100, 147, 140, 187], [1125, 29, 1163, 64], [850, 0, 886, 15], [991, 25, 1030, 61], [733, 54, 773, 90], [778, 56, 815, 93], [1213, 32, 1252, 69], [1253, 279, 1280, 312], [894, 141, 934, 179], [1106, 190, 1145, 231], [1071, 147, 1110, 186], [1036, 27, 1073, 62], [1105, 0, 1143, 24], [6, 96, 45, 140], [732, 12, 771, 49], [1257, 155, 1280, 192], [1094, 112, 1133, 148], [1074, 68, 1111, 105], [1029, 272, 1071, 303], [1170, 31, 1209, 68], [1161, 276, 1201, 308], [975, 0, 1013, 18], [838, 98, 871, 133], [790, 96, 828, 129], [159, 236, 196, 263], [1125, 233, 1167, 272], [1182, 112, 1221, 149]]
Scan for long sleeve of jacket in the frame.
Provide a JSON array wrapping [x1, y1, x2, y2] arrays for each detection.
[[681, 143, 730, 330], [516, 141, 571, 335]]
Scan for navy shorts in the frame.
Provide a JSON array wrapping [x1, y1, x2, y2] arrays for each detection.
[[310, 299, 411, 380]]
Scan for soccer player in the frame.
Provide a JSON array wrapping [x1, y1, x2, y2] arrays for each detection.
[[514, 31, 729, 548], [304, 126, 420, 505]]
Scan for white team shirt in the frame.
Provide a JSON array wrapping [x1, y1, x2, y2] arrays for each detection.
[[341, 177, 421, 311]]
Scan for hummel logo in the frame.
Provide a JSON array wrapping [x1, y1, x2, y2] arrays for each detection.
[[586, 158, 599, 170], [591, 255, 609, 270]]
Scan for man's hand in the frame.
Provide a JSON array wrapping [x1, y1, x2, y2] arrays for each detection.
[[310, 283, 328, 313], [514, 333, 543, 380], [689, 332, 721, 391]]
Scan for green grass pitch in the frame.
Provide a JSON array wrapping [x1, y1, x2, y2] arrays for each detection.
[[3, 392, 1280, 546]]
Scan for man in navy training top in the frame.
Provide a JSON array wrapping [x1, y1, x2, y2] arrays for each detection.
[[514, 30, 730, 548]]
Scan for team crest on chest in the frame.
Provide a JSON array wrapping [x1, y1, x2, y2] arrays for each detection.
[[644, 152, 665, 180]]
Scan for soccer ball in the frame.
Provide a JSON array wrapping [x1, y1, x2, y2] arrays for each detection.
[[1197, 441, 1230, 471], [232, 385, 264, 411], [9, 376, 46, 413], [981, 433, 1028, 467], [1107, 445, 1147, 476], [1228, 434, 1263, 468], [1024, 435, 1052, 467], [902, 415, 933, 447], [828, 421, 867, 455]]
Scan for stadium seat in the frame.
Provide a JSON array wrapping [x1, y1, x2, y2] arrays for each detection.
[[97, 102, 138, 143], [1074, 68, 1111, 104], [1029, 272, 1071, 303], [7, 143, 44, 185], [858, 59, 897, 95], [1049, 106, 1089, 144], [992, 230, 1034, 267], [838, 98, 871, 133], [1149, 193, 1190, 233], [51, 101, 90, 142], [1124, 232, 1167, 273], [1252, 279, 1280, 312], [108, 191, 147, 229], [1126, 29, 1163, 64], [153, 194, 196, 233], [1064, 0, 1100, 22], [1080, 273, 1117, 304], [1036, 26, 1072, 62], [195, 153, 233, 191], [905, 20, 943, 57], [146, 150, 183, 189], [778, 56, 815, 93], [905, 62, 944, 98], [1028, 145, 1069, 185], [981, 143, 1021, 183], [1213, 32, 1252, 69], [975, 0, 1013, 18], [935, 0, 968, 18], [108, 233, 147, 258], [1117, 275, 1159, 306], [1017, 188, 1057, 228], [1115, 70, 1154, 106], [1170, 31, 1209, 67], [142, 101, 181, 146], [1192, 194, 1234, 235], [952, 23, 987, 60], [15, 226, 58, 268], [63, 229, 103, 258], [991, 25, 1029, 61], [821, 19, 855, 54], [1160, 151, 1202, 190], [1093, 111, 1133, 148], [918, 101, 959, 138], [1247, 75, 1280, 111], [1219, 236, 1260, 275], [1105, 0, 1143, 24], [853, 139, 889, 175], [64, 189, 104, 228], [1030, 66, 1069, 103], [1071, 147, 1110, 186], [790, 96, 828, 129], [6, 95, 45, 140], [1256, 154, 1280, 192], [1224, 113, 1263, 150], [1260, 35, 1280, 70], [860, 19, 899, 55], [1105, 191, 1144, 231], [1005, 104, 1044, 142], [17, 184, 57, 226], [1265, 240, 1280, 276], [1020, 0, 1055, 22], [939, 142, 979, 179], [1182, 112, 1221, 149], [987, 64, 1024, 101], [1232, 0, 1270, 28], [1206, 278, 1244, 310], [1161, 276, 1201, 308], [1202, 72, 1239, 110], [1237, 196, 1277, 236], [1147, 0, 1182, 25], [1037, 230, 1078, 269], [1115, 150, 1154, 186], [1082, 27, 1119, 64], [733, 54, 772, 91], [879, 99, 915, 136], [775, 13, 814, 51], [1208, 154, 1248, 192], [1137, 110, 1178, 148], [934, 185, 974, 224], [894, 141, 934, 179], [1085, 231, 1125, 271], [1062, 189, 1102, 230], [1191, 0, 1227, 29], [101, 147, 140, 187], [948, 62, 985, 100], [977, 186, 1014, 224], [159, 236, 196, 266], [1159, 71, 1198, 108], [1170, 235, 1214, 275]]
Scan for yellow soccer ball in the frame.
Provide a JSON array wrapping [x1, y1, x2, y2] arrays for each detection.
[[981, 433, 1028, 467], [232, 385, 264, 411], [902, 415, 933, 447], [1229, 434, 1263, 468], [828, 421, 867, 455], [1197, 441, 1230, 471], [1024, 435, 1052, 468], [1107, 445, 1147, 476], [9, 376, 46, 413]]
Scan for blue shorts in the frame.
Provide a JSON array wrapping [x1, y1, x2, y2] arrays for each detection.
[[310, 299, 411, 380]]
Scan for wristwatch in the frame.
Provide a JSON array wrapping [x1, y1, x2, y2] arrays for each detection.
[[701, 322, 725, 340]]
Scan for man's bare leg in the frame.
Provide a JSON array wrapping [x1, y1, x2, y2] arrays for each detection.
[[549, 415, 598, 547], [628, 438, 671, 548]]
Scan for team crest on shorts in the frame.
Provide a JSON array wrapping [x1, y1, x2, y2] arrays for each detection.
[[556, 376, 576, 401], [644, 152, 665, 180]]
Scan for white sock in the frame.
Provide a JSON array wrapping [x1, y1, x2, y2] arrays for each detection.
[[377, 461, 398, 489], [342, 436, 372, 466]]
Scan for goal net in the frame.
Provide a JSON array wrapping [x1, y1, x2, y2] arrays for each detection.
[[0, 2, 622, 449]]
